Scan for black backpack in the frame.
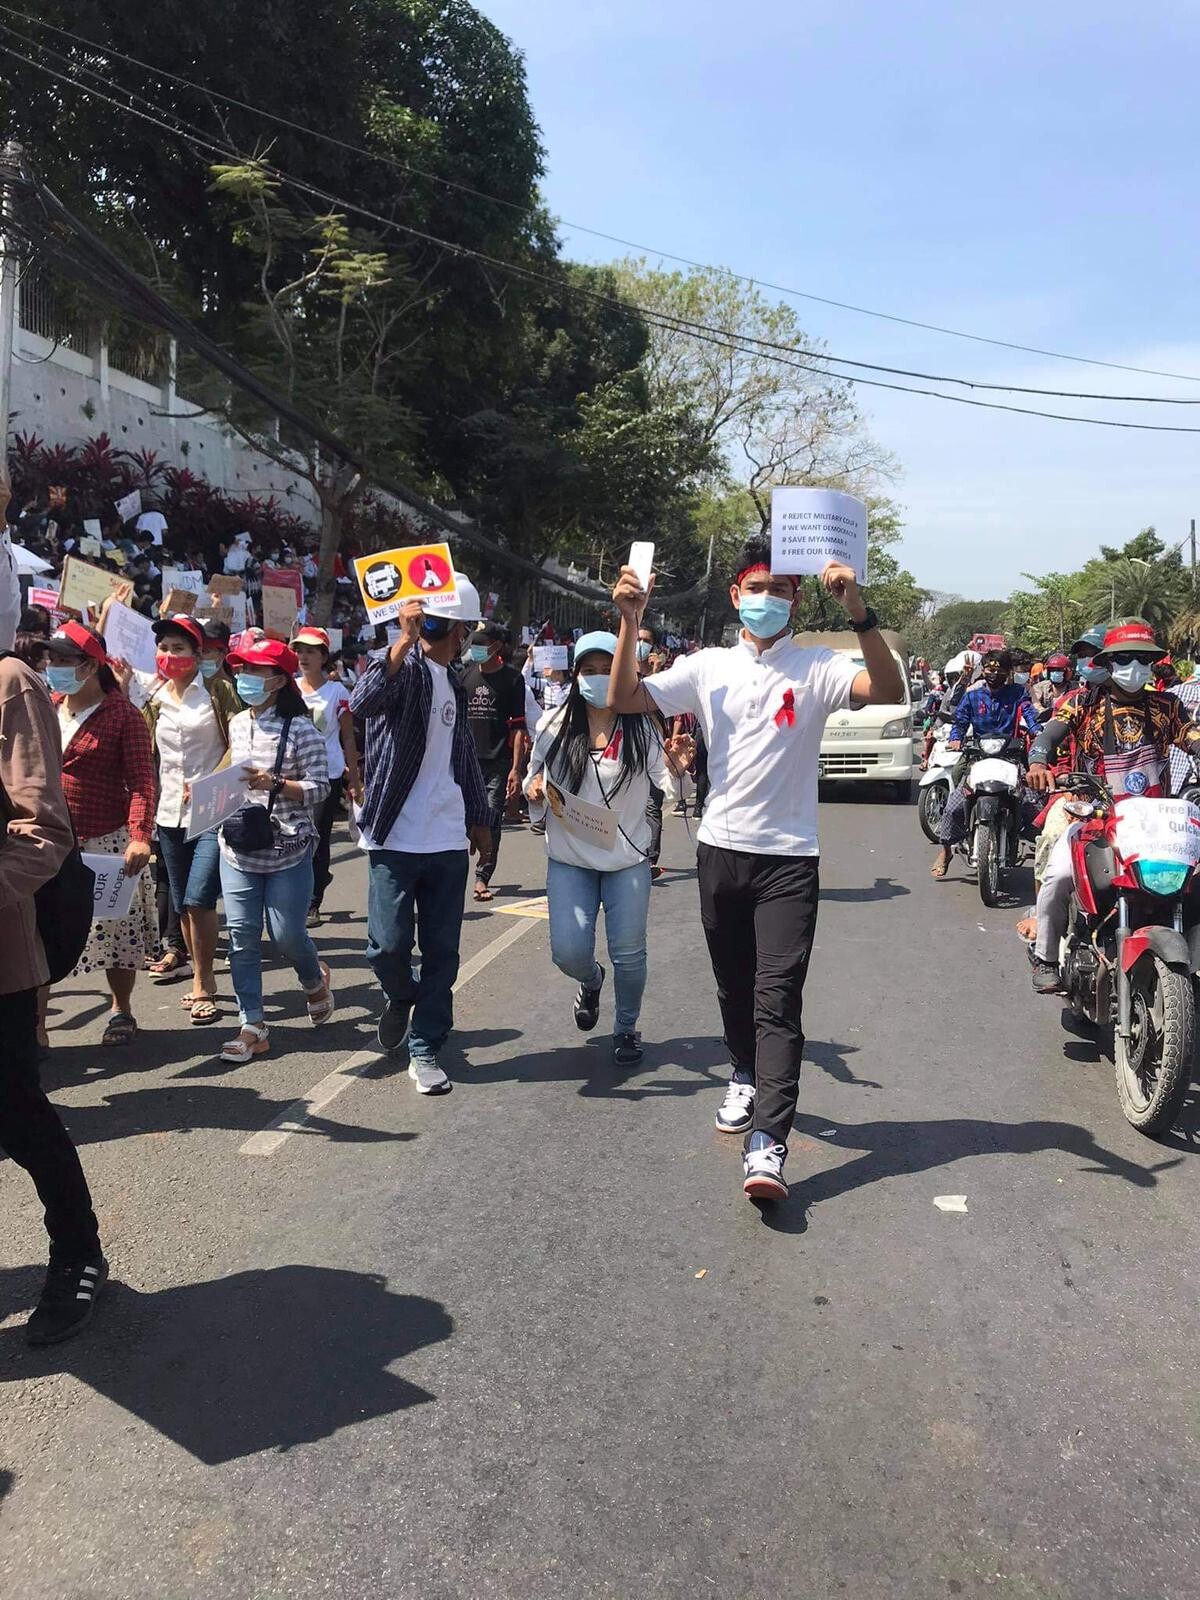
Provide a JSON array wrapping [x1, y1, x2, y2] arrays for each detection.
[[0, 654, 96, 981]]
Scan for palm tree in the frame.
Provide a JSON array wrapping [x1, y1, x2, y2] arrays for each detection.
[[1082, 557, 1185, 634]]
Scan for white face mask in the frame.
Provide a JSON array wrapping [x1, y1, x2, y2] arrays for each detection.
[[1110, 660, 1154, 693]]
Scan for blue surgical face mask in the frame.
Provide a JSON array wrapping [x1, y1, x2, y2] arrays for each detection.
[[737, 592, 793, 639], [1078, 663, 1108, 686], [200, 659, 221, 681], [1049, 670, 1065, 684], [468, 645, 490, 663], [577, 673, 611, 707], [636, 641, 651, 662], [236, 672, 274, 706], [47, 664, 84, 696], [1013, 671, 1030, 686]]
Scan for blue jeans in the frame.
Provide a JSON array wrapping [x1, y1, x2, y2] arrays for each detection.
[[219, 855, 323, 1025], [546, 858, 650, 1034], [158, 825, 222, 912], [366, 850, 469, 1059]]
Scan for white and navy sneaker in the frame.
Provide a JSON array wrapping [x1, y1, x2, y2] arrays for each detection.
[[715, 1077, 756, 1134], [409, 1057, 451, 1096], [574, 963, 605, 1032], [742, 1139, 788, 1203], [25, 1255, 109, 1346]]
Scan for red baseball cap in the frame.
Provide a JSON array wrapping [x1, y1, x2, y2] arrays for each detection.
[[226, 637, 299, 676], [46, 620, 108, 664], [153, 614, 205, 653], [1099, 620, 1160, 657]]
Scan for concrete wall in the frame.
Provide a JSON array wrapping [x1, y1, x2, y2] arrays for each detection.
[[10, 318, 319, 520]]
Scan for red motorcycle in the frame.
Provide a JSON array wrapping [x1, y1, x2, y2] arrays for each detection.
[[1054, 774, 1200, 1134]]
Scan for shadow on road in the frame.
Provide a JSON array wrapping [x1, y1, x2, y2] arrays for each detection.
[[757, 1110, 1183, 1234], [0, 1266, 452, 1466], [14, 1082, 409, 1151], [821, 877, 910, 903], [458, 1032, 729, 1102], [806, 1039, 882, 1089]]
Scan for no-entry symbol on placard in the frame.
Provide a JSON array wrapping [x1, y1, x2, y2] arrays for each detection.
[[353, 541, 459, 624]]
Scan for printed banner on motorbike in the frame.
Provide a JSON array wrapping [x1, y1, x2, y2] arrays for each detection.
[[1113, 797, 1200, 867]]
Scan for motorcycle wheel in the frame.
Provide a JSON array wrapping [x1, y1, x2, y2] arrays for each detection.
[[917, 783, 947, 843], [977, 821, 1001, 907], [1114, 956, 1195, 1135]]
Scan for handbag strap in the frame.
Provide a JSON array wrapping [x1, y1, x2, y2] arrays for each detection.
[[264, 716, 293, 818]]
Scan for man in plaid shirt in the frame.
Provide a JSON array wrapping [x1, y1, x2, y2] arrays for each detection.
[[350, 574, 492, 1097]]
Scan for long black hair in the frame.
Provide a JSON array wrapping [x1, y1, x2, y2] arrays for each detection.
[[273, 677, 310, 720], [544, 673, 663, 799]]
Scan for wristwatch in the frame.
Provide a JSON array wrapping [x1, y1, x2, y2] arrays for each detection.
[[848, 606, 879, 634]]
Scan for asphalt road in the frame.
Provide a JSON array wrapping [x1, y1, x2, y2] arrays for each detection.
[[2, 790, 1199, 1599]]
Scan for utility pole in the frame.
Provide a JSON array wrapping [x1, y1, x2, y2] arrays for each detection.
[[1190, 517, 1196, 600], [0, 141, 22, 524]]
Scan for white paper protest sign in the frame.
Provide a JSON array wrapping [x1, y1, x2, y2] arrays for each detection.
[[325, 627, 343, 654], [82, 518, 102, 540], [186, 764, 253, 840], [546, 783, 620, 850], [1114, 798, 1200, 867], [102, 599, 158, 675], [533, 645, 570, 673], [161, 567, 206, 597], [771, 487, 868, 584], [82, 854, 141, 921], [114, 489, 142, 523]]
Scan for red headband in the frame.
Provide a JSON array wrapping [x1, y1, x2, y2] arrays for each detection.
[[735, 561, 800, 592]]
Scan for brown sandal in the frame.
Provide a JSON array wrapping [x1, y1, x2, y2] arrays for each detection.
[[190, 994, 218, 1025]]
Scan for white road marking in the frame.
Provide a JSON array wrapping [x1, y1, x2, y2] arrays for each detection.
[[239, 917, 539, 1157]]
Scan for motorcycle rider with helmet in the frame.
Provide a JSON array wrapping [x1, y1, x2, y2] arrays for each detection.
[[930, 649, 1039, 880], [1030, 653, 1072, 721], [1025, 618, 1200, 992]]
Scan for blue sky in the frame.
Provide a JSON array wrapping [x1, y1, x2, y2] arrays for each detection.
[[478, 0, 1200, 599]]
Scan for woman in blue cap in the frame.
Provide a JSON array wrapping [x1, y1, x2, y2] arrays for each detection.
[[525, 631, 689, 1066]]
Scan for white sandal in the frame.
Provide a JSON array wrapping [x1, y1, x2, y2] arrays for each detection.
[[220, 1024, 270, 1064], [305, 962, 335, 1027]]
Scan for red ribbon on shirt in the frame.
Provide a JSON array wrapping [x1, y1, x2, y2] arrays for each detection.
[[775, 689, 796, 729], [603, 728, 623, 761]]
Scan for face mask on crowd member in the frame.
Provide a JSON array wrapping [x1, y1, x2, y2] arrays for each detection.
[[729, 556, 800, 642], [152, 615, 205, 682], [1095, 620, 1161, 697], [570, 639, 616, 708], [235, 668, 285, 706], [467, 628, 503, 667]]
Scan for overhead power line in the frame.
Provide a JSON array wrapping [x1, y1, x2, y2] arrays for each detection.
[[3, 0, 1199, 388], [5, 22, 1199, 410]]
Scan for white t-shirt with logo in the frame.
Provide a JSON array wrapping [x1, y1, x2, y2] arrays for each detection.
[[358, 660, 465, 854], [300, 677, 351, 780], [643, 635, 859, 856]]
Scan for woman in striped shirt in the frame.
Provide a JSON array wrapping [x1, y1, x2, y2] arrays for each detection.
[[218, 637, 333, 1064]]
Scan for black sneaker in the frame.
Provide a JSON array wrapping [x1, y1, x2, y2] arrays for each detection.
[[25, 1256, 109, 1347], [378, 999, 413, 1053], [612, 1032, 644, 1067], [1031, 956, 1061, 994], [574, 964, 605, 1032]]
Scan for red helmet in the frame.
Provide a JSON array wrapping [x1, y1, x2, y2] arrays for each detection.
[[1046, 653, 1070, 671], [1098, 619, 1160, 658]]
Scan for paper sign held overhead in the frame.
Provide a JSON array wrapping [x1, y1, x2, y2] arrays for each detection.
[[102, 600, 158, 675], [114, 489, 142, 523], [771, 487, 868, 585], [533, 645, 569, 673], [209, 574, 245, 597], [82, 518, 102, 540], [58, 555, 134, 618], [161, 568, 206, 597], [162, 588, 197, 617], [353, 542, 458, 626], [261, 584, 298, 640]]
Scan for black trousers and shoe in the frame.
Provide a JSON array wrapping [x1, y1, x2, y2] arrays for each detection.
[[697, 844, 819, 1149], [475, 759, 510, 887], [310, 776, 345, 912], [0, 989, 106, 1343], [645, 781, 664, 866]]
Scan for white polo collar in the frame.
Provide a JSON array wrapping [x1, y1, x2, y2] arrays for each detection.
[[736, 630, 794, 662]]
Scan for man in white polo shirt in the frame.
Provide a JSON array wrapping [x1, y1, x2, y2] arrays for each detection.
[[609, 534, 903, 1203]]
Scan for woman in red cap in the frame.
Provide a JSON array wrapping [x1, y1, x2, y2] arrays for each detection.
[[113, 612, 240, 1024], [218, 637, 333, 1062], [43, 622, 157, 1046]]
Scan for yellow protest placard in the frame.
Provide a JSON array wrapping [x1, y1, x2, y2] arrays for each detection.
[[59, 556, 134, 619], [352, 542, 458, 625]]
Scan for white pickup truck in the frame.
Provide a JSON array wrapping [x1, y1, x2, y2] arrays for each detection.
[[794, 629, 915, 803]]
